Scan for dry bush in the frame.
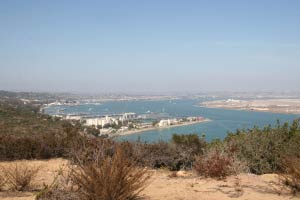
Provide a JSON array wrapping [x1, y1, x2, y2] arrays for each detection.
[[280, 157, 300, 195], [69, 138, 116, 166], [194, 149, 233, 179], [70, 144, 150, 200], [193, 145, 248, 179], [1, 162, 40, 191]]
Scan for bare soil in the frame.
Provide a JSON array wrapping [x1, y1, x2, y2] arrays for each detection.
[[0, 159, 298, 200]]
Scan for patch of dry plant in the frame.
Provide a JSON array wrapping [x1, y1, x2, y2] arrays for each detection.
[[70, 145, 150, 200], [36, 165, 77, 200], [193, 145, 248, 179], [1, 162, 40, 191], [194, 148, 234, 179], [280, 157, 300, 195]]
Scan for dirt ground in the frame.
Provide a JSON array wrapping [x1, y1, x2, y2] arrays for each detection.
[[0, 159, 298, 200]]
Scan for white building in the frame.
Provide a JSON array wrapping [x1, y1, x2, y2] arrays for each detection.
[[85, 116, 118, 127], [158, 119, 178, 127], [65, 115, 81, 121], [187, 116, 204, 122], [158, 120, 169, 127], [120, 112, 137, 121]]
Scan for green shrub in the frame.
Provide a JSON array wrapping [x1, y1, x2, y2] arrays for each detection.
[[132, 142, 181, 170], [224, 119, 300, 174], [172, 133, 206, 155]]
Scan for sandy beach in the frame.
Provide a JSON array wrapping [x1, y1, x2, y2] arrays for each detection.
[[115, 119, 211, 136]]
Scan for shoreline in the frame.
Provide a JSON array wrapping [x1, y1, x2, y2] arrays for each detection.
[[114, 119, 211, 137]]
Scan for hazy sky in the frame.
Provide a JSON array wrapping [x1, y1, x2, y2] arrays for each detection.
[[1, 0, 300, 93]]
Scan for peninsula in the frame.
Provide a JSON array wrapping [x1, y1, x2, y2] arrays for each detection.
[[83, 115, 210, 137], [115, 118, 211, 136], [200, 99, 300, 114]]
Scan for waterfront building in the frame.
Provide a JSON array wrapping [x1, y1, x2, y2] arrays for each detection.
[[85, 116, 118, 127], [120, 112, 137, 121], [158, 119, 178, 127], [65, 115, 82, 121]]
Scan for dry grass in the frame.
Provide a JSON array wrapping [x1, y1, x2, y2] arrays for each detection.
[[37, 189, 80, 200], [0, 168, 6, 191], [0, 162, 40, 191], [35, 165, 74, 200], [70, 145, 151, 200]]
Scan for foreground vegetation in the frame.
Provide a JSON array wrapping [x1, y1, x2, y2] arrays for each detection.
[[1, 94, 300, 199]]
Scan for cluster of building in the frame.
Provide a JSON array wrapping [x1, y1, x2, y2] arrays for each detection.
[[186, 116, 204, 122], [56, 111, 206, 136], [157, 116, 204, 127], [84, 112, 137, 127], [65, 115, 82, 121], [85, 116, 118, 127], [158, 119, 179, 127]]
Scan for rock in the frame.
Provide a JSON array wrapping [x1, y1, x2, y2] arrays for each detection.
[[176, 170, 191, 177]]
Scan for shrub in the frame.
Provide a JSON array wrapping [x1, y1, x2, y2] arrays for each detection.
[[194, 148, 234, 179], [224, 119, 300, 174], [280, 157, 300, 195], [70, 144, 150, 200], [0, 101, 84, 161], [133, 142, 191, 170], [68, 137, 116, 166], [2, 162, 40, 191], [129, 134, 206, 171], [0, 122, 82, 160], [172, 133, 206, 154], [172, 134, 207, 163], [131, 141, 183, 170]]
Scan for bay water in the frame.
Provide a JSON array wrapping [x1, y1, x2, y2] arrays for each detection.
[[45, 99, 299, 142]]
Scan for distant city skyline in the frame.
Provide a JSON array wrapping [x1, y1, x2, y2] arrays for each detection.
[[1, 1, 300, 93]]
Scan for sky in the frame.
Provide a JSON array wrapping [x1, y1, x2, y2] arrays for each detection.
[[1, 0, 300, 94]]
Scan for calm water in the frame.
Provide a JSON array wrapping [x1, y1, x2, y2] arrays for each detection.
[[45, 99, 300, 142]]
